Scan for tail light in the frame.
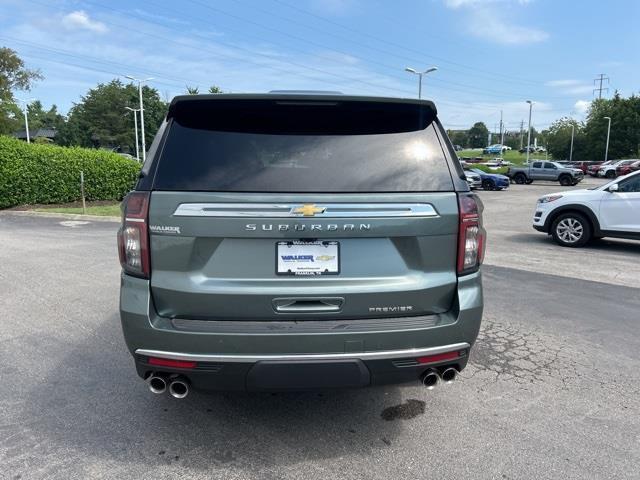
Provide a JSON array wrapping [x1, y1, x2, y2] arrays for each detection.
[[117, 191, 150, 278], [457, 193, 486, 276]]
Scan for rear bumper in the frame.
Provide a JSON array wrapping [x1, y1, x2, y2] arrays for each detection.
[[120, 271, 483, 391]]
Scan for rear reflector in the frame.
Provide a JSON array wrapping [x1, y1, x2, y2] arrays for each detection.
[[148, 357, 197, 369], [416, 351, 461, 364]]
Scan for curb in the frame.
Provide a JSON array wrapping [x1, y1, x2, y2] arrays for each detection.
[[1, 210, 120, 223]]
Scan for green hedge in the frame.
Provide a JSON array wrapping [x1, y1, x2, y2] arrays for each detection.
[[0, 136, 141, 209]]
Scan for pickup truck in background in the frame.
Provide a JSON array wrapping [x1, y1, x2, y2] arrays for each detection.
[[507, 161, 584, 186]]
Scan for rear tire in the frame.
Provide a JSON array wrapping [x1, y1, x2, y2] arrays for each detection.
[[525, 179, 534, 184], [514, 173, 526, 184], [606, 170, 616, 179], [551, 212, 592, 247], [559, 175, 572, 186], [482, 179, 494, 190]]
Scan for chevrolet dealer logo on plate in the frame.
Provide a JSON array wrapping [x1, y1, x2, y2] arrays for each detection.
[[291, 204, 326, 217]]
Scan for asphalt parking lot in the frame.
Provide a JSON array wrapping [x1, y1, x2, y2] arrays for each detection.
[[1, 181, 639, 480]]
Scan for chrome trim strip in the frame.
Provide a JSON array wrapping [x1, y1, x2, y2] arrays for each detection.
[[172, 203, 438, 218], [135, 342, 469, 363]]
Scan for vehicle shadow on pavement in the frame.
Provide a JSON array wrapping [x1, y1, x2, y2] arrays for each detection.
[[506, 233, 640, 254], [16, 314, 408, 475]]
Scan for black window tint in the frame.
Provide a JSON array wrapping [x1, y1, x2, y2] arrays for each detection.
[[533, 162, 542, 168], [154, 122, 453, 192], [618, 176, 640, 192], [544, 162, 556, 169]]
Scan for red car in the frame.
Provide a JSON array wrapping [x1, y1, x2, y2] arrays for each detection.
[[572, 161, 600, 174], [588, 161, 610, 176], [617, 160, 640, 176]]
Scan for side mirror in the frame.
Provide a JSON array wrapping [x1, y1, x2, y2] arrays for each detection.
[[608, 184, 619, 193]]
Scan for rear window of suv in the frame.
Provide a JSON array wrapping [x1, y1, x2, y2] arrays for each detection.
[[152, 98, 454, 193]]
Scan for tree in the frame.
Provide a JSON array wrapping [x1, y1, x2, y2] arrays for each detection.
[[185, 86, 199, 95], [468, 122, 489, 148], [447, 130, 468, 148], [25, 100, 65, 131], [0, 101, 21, 135], [208, 85, 223, 94], [57, 79, 168, 152], [584, 93, 640, 160], [0, 47, 43, 134], [546, 117, 587, 160]]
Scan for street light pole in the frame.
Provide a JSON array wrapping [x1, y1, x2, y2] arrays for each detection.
[[603, 116, 611, 162], [17, 98, 34, 143], [569, 124, 575, 162], [125, 107, 140, 161], [125, 76, 153, 161], [23, 105, 30, 143], [404, 67, 438, 99], [526, 100, 533, 164]]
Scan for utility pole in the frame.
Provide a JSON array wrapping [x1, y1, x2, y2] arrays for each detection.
[[499, 110, 504, 148], [526, 100, 533, 164], [125, 107, 140, 161], [124, 76, 153, 161], [604, 116, 612, 162], [593, 74, 609, 99], [519, 120, 524, 149], [569, 124, 575, 162]]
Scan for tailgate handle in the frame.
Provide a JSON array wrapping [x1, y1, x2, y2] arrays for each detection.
[[273, 297, 344, 313]]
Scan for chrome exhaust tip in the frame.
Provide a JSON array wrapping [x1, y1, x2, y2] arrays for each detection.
[[168, 378, 189, 399], [441, 367, 458, 384], [421, 369, 440, 390], [147, 374, 167, 394]]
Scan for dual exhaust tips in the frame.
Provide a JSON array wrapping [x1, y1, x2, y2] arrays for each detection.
[[421, 367, 458, 390], [147, 373, 189, 399], [147, 368, 457, 395]]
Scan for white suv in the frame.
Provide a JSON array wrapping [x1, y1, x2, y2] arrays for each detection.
[[533, 171, 640, 247], [597, 159, 638, 178]]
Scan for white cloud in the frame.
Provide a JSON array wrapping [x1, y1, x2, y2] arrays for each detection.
[[546, 79, 593, 95], [574, 100, 591, 115], [598, 60, 623, 68], [466, 8, 548, 44], [545, 79, 581, 87], [444, 0, 547, 45], [62, 11, 108, 34]]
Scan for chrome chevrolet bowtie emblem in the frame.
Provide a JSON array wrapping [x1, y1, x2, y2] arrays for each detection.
[[291, 204, 326, 217]]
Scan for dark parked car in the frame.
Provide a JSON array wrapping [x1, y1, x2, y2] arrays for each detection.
[[466, 168, 510, 190], [117, 93, 486, 396]]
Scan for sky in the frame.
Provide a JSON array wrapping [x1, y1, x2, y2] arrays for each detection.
[[1, 0, 638, 133]]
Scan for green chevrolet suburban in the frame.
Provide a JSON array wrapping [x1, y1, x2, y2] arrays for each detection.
[[118, 93, 485, 397]]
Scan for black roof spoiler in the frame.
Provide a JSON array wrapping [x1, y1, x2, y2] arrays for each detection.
[[167, 94, 437, 120]]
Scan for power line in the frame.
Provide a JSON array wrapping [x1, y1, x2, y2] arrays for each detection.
[[1, 36, 216, 92], [137, 0, 579, 102], [12, 1, 581, 119], [265, 0, 545, 87], [158, 0, 545, 99]]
